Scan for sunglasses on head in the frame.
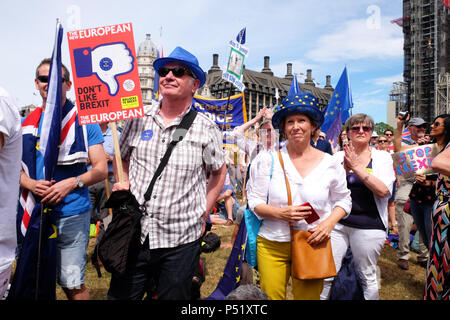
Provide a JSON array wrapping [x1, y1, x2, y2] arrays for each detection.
[[350, 126, 371, 133], [37, 75, 68, 83], [157, 67, 196, 79]]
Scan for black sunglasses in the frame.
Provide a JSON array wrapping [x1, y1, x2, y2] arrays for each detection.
[[37, 75, 49, 83], [432, 121, 442, 127], [37, 75, 68, 83], [158, 67, 196, 79], [378, 140, 387, 143]]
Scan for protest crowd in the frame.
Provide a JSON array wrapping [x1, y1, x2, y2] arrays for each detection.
[[1, 39, 450, 302]]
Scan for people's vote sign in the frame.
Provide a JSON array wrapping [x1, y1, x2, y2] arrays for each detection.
[[67, 23, 143, 125], [392, 143, 439, 180]]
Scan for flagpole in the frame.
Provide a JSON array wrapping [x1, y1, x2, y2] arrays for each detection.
[[109, 121, 124, 184], [35, 18, 61, 300], [35, 205, 44, 299]]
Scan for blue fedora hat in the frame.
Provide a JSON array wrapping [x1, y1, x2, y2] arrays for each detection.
[[153, 46, 206, 87], [272, 92, 324, 130]]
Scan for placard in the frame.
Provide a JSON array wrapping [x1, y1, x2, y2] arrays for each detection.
[[221, 40, 249, 92], [392, 143, 439, 180], [67, 22, 143, 125]]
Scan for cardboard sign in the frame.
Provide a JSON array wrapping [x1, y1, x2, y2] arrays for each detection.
[[67, 22, 143, 125], [222, 40, 249, 92], [392, 143, 439, 180]]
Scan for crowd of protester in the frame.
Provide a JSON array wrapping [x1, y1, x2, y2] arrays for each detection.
[[0, 46, 449, 301]]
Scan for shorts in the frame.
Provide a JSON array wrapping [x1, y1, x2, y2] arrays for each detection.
[[0, 264, 12, 300], [56, 210, 90, 289]]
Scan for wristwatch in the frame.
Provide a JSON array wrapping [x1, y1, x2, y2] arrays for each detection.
[[76, 176, 84, 188]]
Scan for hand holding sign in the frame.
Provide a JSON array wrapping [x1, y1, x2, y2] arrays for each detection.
[[392, 143, 439, 180], [73, 42, 134, 96]]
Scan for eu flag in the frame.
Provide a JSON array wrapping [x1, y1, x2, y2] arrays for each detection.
[[321, 67, 353, 147], [204, 219, 248, 300], [8, 21, 63, 300], [236, 27, 246, 44], [152, 47, 162, 102]]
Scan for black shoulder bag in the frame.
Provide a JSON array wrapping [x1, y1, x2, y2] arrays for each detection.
[[95, 109, 198, 276]]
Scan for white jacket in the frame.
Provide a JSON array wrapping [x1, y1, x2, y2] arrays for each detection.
[[333, 149, 396, 230]]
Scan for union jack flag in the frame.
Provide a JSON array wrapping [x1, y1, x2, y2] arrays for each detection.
[[8, 20, 64, 300]]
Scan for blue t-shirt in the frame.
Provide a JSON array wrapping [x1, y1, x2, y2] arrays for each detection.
[[33, 112, 104, 217]]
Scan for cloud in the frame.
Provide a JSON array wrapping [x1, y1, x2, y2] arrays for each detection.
[[368, 73, 403, 86], [305, 17, 403, 63]]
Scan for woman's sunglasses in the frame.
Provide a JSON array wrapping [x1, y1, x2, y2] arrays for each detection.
[[350, 126, 371, 133]]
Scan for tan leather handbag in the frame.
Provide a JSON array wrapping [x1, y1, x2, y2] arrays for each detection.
[[277, 151, 337, 280]]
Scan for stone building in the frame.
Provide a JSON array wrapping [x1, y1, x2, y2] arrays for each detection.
[[136, 34, 159, 105], [203, 53, 334, 120], [135, 34, 335, 120]]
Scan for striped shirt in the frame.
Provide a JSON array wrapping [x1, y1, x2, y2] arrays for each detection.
[[120, 100, 225, 249]]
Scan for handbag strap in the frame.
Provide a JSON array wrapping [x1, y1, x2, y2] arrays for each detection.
[[143, 108, 198, 203], [277, 151, 295, 240]]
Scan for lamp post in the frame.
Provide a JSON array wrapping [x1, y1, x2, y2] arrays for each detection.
[[425, 39, 434, 123]]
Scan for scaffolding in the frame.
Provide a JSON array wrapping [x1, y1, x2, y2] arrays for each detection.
[[435, 73, 450, 115], [402, 0, 449, 121]]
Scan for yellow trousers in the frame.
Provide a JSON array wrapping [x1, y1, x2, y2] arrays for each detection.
[[257, 236, 323, 300]]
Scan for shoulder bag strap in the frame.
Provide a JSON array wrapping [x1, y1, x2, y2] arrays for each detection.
[[277, 150, 294, 240], [143, 108, 198, 203]]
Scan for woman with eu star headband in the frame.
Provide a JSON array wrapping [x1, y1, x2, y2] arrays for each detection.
[[320, 114, 396, 300], [246, 92, 351, 300]]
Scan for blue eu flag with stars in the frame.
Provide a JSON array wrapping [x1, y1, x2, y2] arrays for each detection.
[[205, 219, 248, 300], [321, 67, 353, 147]]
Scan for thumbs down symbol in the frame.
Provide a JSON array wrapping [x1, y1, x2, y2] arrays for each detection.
[[73, 42, 134, 96]]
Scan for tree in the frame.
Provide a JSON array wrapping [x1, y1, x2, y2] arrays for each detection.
[[374, 122, 394, 135]]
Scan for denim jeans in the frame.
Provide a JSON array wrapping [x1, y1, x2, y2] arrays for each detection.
[[410, 198, 433, 250], [107, 237, 201, 300]]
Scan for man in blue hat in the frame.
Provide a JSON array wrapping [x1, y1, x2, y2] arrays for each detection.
[[109, 46, 226, 300]]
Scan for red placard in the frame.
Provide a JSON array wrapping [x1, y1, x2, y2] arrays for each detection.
[[67, 22, 143, 125]]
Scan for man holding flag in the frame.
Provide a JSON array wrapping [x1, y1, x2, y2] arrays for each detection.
[[10, 22, 107, 300]]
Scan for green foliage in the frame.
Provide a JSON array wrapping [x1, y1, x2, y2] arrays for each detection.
[[375, 122, 394, 135]]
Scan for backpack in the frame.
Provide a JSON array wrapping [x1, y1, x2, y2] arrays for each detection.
[[201, 232, 221, 253], [329, 248, 365, 300]]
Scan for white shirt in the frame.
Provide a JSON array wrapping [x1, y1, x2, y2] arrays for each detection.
[[247, 146, 352, 242], [0, 87, 22, 272], [333, 149, 396, 230]]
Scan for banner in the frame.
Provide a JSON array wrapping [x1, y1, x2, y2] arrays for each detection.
[[392, 143, 439, 181], [192, 93, 247, 146], [67, 22, 143, 125]]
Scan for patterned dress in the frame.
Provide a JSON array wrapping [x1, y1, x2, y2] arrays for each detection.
[[425, 143, 450, 300]]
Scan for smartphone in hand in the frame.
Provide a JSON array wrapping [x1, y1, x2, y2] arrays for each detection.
[[300, 202, 320, 224]]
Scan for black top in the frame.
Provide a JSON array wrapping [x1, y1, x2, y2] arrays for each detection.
[[339, 159, 385, 231]]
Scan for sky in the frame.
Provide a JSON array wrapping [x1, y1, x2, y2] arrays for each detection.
[[0, 0, 404, 124]]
